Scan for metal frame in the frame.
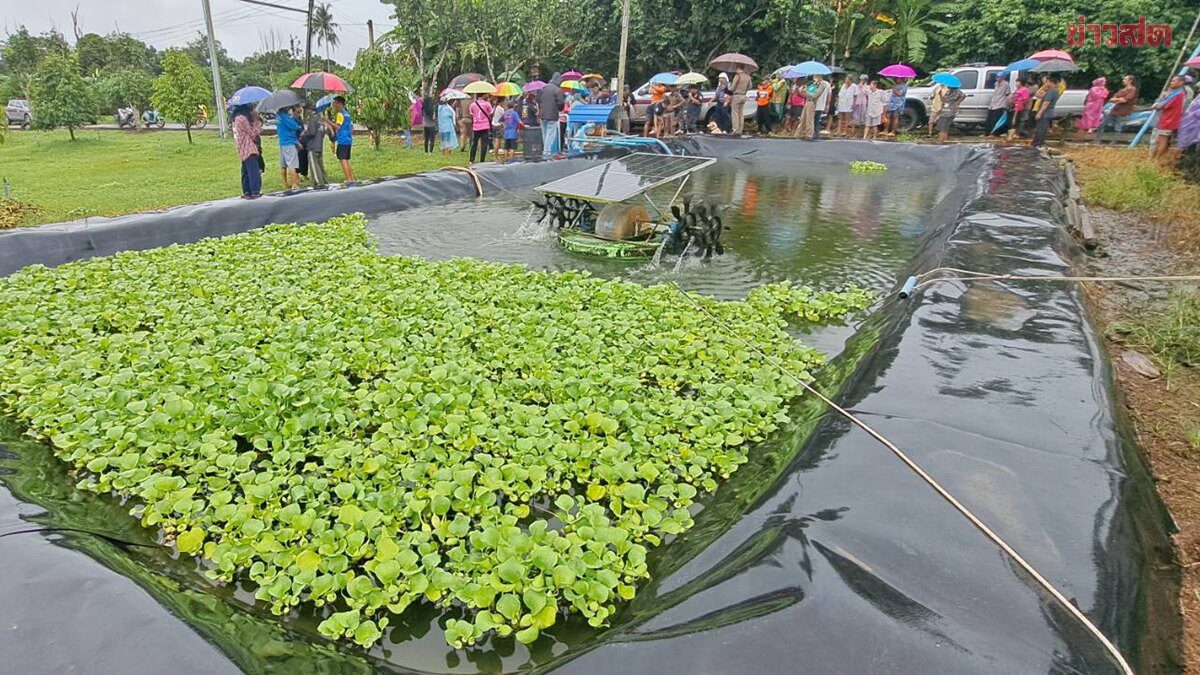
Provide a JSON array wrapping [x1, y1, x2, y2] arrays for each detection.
[[534, 153, 716, 206]]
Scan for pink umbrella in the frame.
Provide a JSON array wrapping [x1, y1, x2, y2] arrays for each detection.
[[878, 63, 916, 78], [522, 80, 547, 93], [1030, 49, 1073, 62], [561, 70, 583, 79], [1184, 56, 1200, 69]]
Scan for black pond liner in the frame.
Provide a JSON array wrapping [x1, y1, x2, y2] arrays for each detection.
[[0, 139, 1181, 674]]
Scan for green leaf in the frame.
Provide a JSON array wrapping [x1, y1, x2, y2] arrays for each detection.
[[176, 527, 205, 554]]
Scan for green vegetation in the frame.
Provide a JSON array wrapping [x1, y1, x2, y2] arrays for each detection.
[[0, 215, 869, 648], [850, 160, 888, 174], [1112, 291, 1200, 381], [0, 131, 463, 226], [349, 49, 416, 149], [30, 52, 93, 140], [152, 51, 213, 144]]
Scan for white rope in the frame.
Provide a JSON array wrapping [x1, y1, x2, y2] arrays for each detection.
[[914, 266, 1200, 293], [667, 281, 1135, 675]]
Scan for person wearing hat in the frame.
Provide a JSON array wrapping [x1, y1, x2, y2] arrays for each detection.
[[713, 73, 733, 133]]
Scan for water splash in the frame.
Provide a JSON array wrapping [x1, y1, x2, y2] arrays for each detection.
[[672, 240, 699, 274], [650, 237, 669, 267], [512, 205, 554, 241]]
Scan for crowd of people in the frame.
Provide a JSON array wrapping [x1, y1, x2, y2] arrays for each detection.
[[231, 64, 1200, 197]]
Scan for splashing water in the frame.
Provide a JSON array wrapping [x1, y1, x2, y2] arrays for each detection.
[[512, 204, 554, 241], [650, 236, 669, 268], [672, 240, 702, 274]]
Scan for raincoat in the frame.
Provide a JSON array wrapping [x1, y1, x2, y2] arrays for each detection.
[[1077, 77, 1109, 130]]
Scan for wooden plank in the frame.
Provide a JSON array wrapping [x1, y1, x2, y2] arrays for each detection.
[[1079, 205, 1098, 249]]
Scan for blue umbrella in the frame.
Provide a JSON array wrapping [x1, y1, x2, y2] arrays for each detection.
[[786, 60, 832, 78], [931, 72, 962, 88], [991, 111, 1009, 134], [315, 94, 336, 111], [649, 72, 679, 85], [1005, 58, 1040, 72], [226, 85, 271, 107]]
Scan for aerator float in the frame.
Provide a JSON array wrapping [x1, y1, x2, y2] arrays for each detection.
[[530, 153, 727, 259]]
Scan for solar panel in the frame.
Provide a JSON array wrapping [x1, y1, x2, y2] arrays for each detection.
[[534, 153, 717, 203]]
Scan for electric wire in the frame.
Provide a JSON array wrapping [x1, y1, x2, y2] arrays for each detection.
[[665, 279, 1136, 675]]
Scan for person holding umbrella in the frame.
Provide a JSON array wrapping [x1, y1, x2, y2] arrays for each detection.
[[937, 85, 966, 142], [323, 96, 355, 183], [468, 91, 495, 163], [301, 102, 330, 186], [276, 104, 303, 190], [985, 74, 1012, 136], [231, 104, 263, 199]]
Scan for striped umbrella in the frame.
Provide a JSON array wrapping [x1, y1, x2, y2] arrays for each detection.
[[495, 82, 522, 97], [291, 71, 354, 93]]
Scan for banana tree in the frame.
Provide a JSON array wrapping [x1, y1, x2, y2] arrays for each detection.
[[865, 0, 952, 65]]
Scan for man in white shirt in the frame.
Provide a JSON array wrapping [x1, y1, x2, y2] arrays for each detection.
[[811, 74, 831, 140]]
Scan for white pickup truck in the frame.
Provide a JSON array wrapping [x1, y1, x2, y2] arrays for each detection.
[[900, 64, 1087, 132], [628, 80, 759, 128]]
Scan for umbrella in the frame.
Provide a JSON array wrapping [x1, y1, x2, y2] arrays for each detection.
[[1185, 56, 1200, 69], [315, 94, 336, 111], [581, 72, 606, 82], [1006, 58, 1041, 72], [463, 80, 497, 95], [787, 60, 832, 77], [497, 70, 525, 86], [256, 88, 305, 112], [522, 80, 547, 93], [561, 70, 584, 79], [931, 72, 962, 88], [291, 71, 354, 93], [676, 72, 708, 85], [495, 82, 522, 97], [1032, 58, 1078, 73], [709, 53, 758, 73], [440, 87, 468, 101], [561, 80, 586, 91], [879, 63, 917, 78], [449, 72, 484, 89], [991, 110, 1009, 134], [649, 72, 679, 85], [226, 85, 271, 108], [1030, 49, 1073, 62]]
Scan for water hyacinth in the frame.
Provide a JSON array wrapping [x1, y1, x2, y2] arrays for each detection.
[[0, 214, 870, 647], [849, 160, 888, 174]]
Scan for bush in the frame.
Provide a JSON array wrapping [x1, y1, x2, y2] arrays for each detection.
[[0, 215, 869, 648]]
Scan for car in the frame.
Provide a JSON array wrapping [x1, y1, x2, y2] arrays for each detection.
[[627, 80, 758, 128], [900, 64, 1087, 132], [6, 99, 32, 128]]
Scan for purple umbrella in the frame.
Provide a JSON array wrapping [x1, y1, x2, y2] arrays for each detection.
[[522, 80, 547, 93], [878, 63, 917, 79], [561, 70, 583, 79]]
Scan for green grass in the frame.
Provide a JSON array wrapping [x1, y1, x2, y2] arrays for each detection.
[[1111, 290, 1200, 381], [0, 129, 465, 226]]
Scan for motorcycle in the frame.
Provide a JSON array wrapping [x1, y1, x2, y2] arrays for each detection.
[[195, 105, 209, 129], [141, 109, 166, 128], [116, 107, 136, 129]]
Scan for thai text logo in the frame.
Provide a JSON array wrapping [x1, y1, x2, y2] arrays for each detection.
[[1068, 17, 1172, 47]]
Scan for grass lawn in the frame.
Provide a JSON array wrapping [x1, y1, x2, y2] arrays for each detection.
[[0, 129, 465, 227]]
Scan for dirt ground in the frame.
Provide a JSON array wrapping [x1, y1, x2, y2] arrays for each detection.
[[1079, 206, 1200, 671]]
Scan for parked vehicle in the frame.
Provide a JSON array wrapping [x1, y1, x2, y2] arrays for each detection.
[[901, 64, 1087, 132], [195, 104, 209, 129], [116, 107, 137, 129], [627, 80, 758, 128], [141, 109, 166, 128], [6, 99, 32, 128]]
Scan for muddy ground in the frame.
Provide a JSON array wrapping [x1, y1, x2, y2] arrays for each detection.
[[1081, 206, 1200, 672]]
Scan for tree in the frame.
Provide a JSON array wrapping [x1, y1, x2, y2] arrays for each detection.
[[312, 4, 340, 69], [350, 48, 416, 149], [381, 0, 474, 95], [96, 68, 154, 126], [865, 0, 952, 66], [152, 50, 211, 143], [30, 52, 94, 140], [1, 27, 70, 98]]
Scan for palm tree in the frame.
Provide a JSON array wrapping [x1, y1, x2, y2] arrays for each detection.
[[865, 0, 951, 65], [311, 3, 339, 70]]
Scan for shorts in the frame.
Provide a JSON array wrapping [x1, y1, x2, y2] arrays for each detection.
[[1152, 129, 1175, 140], [867, 114, 882, 126], [336, 144, 352, 160], [503, 138, 517, 150], [279, 144, 299, 169], [936, 114, 955, 133], [789, 104, 804, 117]]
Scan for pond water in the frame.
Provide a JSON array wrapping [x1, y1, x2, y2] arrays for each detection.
[[368, 161, 957, 303]]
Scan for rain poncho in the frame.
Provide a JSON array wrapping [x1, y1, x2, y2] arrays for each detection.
[[1077, 77, 1109, 130], [1177, 95, 1200, 149]]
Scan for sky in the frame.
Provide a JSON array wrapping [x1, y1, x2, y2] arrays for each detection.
[[3, 0, 395, 65]]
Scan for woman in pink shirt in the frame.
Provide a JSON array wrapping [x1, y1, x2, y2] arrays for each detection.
[[231, 105, 263, 199], [468, 94, 495, 163], [1006, 78, 1032, 140]]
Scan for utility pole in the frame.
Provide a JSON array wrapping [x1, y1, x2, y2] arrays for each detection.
[[615, 0, 631, 106], [367, 20, 374, 47], [306, 0, 314, 72], [200, 0, 228, 138]]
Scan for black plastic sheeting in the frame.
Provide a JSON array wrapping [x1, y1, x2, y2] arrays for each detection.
[[0, 140, 1180, 674]]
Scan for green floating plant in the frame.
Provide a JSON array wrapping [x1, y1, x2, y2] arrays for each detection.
[[0, 214, 870, 648], [849, 161, 888, 174]]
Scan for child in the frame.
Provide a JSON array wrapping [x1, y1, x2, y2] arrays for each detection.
[[659, 86, 683, 138], [491, 95, 506, 155], [322, 96, 355, 183], [437, 98, 458, 156], [788, 81, 805, 134], [756, 78, 773, 134], [684, 85, 702, 133], [502, 101, 520, 160], [864, 80, 885, 140]]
